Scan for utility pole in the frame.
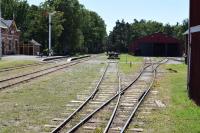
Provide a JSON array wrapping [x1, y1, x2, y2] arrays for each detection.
[[48, 11, 56, 56]]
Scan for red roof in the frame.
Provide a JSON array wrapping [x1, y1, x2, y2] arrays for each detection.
[[129, 33, 181, 51]]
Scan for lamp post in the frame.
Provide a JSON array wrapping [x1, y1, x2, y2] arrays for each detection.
[[48, 11, 56, 56]]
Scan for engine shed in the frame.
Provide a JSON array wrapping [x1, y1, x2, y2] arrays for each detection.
[[186, 0, 200, 105], [129, 33, 182, 57]]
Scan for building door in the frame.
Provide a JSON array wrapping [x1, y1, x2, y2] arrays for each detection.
[[2, 42, 5, 55], [153, 43, 165, 57], [29, 47, 33, 55], [20, 47, 23, 54]]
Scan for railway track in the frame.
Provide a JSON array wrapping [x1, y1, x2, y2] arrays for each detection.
[[50, 61, 120, 133], [49, 58, 168, 133], [0, 57, 70, 73], [0, 56, 92, 90]]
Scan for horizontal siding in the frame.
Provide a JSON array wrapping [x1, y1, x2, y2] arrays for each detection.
[[188, 0, 200, 105], [190, 0, 200, 26], [189, 32, 200, 105]]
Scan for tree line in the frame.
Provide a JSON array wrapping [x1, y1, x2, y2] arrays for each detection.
[[2, 0, 188, 55], [1, 0, 107, 55], [107, 19, 188, 53]]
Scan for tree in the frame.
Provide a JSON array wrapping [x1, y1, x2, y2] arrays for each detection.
[[1, 0, 106, 55], [81, 9, 107, 53], [107, 19, 188, 53], [107, 20, 132, 52]]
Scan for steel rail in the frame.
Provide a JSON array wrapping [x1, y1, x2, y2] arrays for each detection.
[[120, 58, 169, 133], [66, 62, 152, 133], [0, 55, 87, 73], [0, 63, 67, 83], [167, 57, 184, 63], [67, 58, 167, 133], [0, 56, 91, 83], [0, 62, 47, 72], [0, 56, 70, 73], [103, 64, 121, 133], [51, 62, 110, 133], [0, 57, 92, 90], [103, 58, 150, 133]]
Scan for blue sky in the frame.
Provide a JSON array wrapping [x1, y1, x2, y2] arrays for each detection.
[[27, 0, 189, 33]]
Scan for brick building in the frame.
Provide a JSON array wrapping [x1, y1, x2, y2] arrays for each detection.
[[0, 18, 20, 55]]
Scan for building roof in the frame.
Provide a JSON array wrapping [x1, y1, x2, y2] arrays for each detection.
[[183, 25, 200, 35], [0, 18, 13, 28], [129, 33, 181, 51], [30, 39, 41, 46], [0, 18, 8, 29], [2, 20, 13, 27], [133, 33, 180, 44]]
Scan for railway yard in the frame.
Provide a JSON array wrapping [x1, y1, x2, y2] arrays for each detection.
[[0, 54, 199, 133]]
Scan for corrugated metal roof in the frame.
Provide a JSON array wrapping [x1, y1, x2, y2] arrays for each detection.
[[183, 25, 200, 35]]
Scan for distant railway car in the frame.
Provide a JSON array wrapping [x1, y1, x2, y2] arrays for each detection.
[[129, 33, 182, 57], [107, 52, 120, 59], [186, 0, 200, 105]]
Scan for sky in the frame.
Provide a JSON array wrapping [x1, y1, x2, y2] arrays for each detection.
[[27, 0, 189, 33]]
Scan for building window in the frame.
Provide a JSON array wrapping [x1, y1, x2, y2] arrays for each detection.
[[9, 40, 12, 50], [15, 40, 18, 52], [2, 41, 5, 54], [15, 40, 18, 47]]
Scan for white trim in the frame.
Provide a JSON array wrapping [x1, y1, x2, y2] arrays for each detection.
[[184, 25, 200, 35]]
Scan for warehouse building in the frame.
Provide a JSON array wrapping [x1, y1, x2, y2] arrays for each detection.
[[186, 0, 200, 105], [129, 33, 182, 57]]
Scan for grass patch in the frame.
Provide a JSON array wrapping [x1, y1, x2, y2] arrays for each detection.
[[119, 54, 143, 74], [119, 54, 144, 63], [0, 62, 105, 133], [145, 64, 200, 133], [0, 60, 38, 69]]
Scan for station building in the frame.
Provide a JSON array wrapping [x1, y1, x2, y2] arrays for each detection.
[[129, 33, 182, 57], [0, 18, 20, 55], [1, 18, 41, 56]]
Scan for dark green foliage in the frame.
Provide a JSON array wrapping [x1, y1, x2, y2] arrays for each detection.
[[1, 0, 107, 55], [81, 10, 107, 53], [107, 20, 132, 52], [107, 19, 188, 53]]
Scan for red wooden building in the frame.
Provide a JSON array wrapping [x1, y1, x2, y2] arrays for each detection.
[[129, 33, 182, 57], [17, 39, 41, 55], [187, 0, 200, 105]]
